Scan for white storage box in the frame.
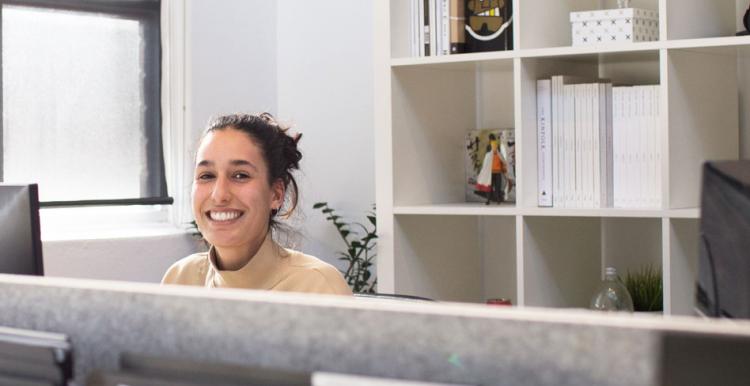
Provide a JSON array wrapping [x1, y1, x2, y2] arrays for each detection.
[[570, 8, 659, 46]]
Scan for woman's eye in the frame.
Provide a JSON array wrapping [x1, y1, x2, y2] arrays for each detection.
[[232, 172, 250, 180], [197, 173, 214, 181]]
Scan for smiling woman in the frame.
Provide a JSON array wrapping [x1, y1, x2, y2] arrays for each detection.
[[161, 113, 351, 296]]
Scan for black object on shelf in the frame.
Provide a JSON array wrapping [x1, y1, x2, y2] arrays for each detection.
[[0, 326, 73, 386], [744, 4, 750, 33], [465, 0, 513, 52]]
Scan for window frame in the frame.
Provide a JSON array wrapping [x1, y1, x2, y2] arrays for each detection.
[[0, 0, 173, 207]]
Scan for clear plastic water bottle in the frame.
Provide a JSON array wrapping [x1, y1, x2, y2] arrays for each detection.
[[590, 267, 634, 312]]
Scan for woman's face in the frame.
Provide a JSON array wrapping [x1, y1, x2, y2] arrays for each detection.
[[192, 128, 284, 250]]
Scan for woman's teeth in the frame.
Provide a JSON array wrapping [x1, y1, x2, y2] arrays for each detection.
[[209, 211, 241, 221]]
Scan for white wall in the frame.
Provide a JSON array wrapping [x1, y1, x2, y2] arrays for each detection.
[[188, 0, 279, 134], [276, 0, 375, 267], [41, 0, 374, 282]]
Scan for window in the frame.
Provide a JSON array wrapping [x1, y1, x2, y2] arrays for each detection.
[[1, 0, 171, 206]]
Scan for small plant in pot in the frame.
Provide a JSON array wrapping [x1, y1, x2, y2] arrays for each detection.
[[313, 202, 377, 294], [624, 264, 663, 312]]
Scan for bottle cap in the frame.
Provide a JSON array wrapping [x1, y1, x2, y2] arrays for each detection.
[[605, 267, 617, 276]]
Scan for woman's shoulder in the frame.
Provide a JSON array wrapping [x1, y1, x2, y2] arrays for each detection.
[[277, 248, 352, 295], [161, 252, 209, 285], [285, 249, 340, 276]]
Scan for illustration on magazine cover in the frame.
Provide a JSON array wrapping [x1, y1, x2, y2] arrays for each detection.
[[465, 128, 515, 204]]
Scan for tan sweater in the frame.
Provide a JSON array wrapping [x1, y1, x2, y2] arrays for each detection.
[[161, 234, 352, 296]]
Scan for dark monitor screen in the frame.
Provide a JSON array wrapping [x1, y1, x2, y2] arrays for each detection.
[[0, 326, 72, 385], [104, 352, 310, 386], [696, 161, 750, 318], [0, 184, 43, 276]]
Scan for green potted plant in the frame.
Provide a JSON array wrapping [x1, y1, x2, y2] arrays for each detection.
[[313, 202, 377, 294], [624, 264, 663, 312]]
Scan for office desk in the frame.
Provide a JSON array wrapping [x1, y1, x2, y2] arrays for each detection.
[[0, 274, 747, 385]]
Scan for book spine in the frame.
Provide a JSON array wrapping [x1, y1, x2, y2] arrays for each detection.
[[592, 83, 601, 209], [419, 0, 426, 56], [636, 85, 646, 208], [564, 84, 575, 208], [623, 86, 633, 208], [551, 76, 562, 208], [604, 83, 614, 208], [449, 0, 466, 54], [644, 85, 654, 208], [550, 76, 562, 208], [575, 84, 585, 208], [653, 85, 661, 208], [441, 0, 450, 55], [537, 79, 553, 207], [585, 83, 594, 208], [419, 0, 430, 56], [428, 0, 437, 56]]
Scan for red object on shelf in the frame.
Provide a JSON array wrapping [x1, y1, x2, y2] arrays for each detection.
[[486, 298, 512, 306]]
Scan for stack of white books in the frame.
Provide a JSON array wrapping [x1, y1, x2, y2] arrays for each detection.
[[536, 76, 661, 209], [612, 85, 661, 209]]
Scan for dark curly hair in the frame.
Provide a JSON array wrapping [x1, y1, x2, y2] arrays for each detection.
[[201, 112, 302, 231]]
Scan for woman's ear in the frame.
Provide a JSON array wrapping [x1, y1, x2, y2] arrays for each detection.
[[271, 179, 285, 210]]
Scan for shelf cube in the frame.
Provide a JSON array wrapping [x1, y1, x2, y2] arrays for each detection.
[[570, 8, 659, 46]]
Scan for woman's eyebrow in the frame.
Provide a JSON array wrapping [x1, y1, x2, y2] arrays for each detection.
[[229, 159, 258, 171], [196, 159, 258, 171]]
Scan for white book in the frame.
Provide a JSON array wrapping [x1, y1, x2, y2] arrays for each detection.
[[612, 87, 622, 208], [428, 0, 437, 56], [551, 76, 564, 207], [430, 0, 443, 56], [653, 85, 661, 208], [591, 83, 601, 208], [586, 83, 598, 208], [418, 0, 426, 56], [603, 83, 614, 208], [643, 85, 654, 208], [637, 85, 647, 208], [537, 79, 553, 207], [410, 0, 416, 57], [574, 84, 585, 208], [441, 0, 450, 55], [568, 85, 581, 208], [624, 86, 635, 208], [551, 75, 587, 208], [563, 84, 576, 208], [583, 83, 593, 208]]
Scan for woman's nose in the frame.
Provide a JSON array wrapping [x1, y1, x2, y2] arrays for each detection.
[[211, 176, 232, 203]]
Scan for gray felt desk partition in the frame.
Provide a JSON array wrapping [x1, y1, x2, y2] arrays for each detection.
[[0, 274, 749, 386]]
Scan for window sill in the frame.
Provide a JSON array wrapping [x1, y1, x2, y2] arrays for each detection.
[[40, 205, 195, 242]]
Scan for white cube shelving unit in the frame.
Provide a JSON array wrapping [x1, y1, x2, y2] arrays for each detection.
[[374, 0, 746, 316]]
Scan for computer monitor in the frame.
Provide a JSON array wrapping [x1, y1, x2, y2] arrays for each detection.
[[0, 184, 44, 276], [0, 325, 73, 385], [696, 160, 750, 318], [86, 352, 310, 386]]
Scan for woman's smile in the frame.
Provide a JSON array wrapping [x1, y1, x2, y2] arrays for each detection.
[[207, 210, 244, 223]]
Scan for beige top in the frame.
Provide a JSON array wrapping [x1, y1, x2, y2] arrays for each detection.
[[161, 234, 352, 296]]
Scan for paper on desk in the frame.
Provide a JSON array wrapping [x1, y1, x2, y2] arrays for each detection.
[[312, 372, 473, 386]]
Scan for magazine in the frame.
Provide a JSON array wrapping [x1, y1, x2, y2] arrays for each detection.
[[465, 128, 515, 203]]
